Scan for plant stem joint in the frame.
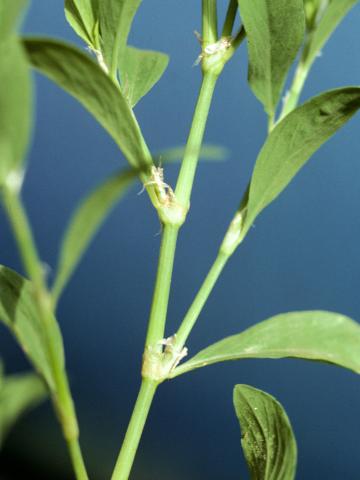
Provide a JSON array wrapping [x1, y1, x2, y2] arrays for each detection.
[[142, 335, 188, 382]]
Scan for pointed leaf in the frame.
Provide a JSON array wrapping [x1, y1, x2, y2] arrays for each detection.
[[234, 384, 297, 480], [172, 311, 360, 377], [305, 0, 358, 66], [0, 38, 32, 188], [237, 0, 305, 116], [119, 46, 169, 107], [240, 87, 360, 239], [99, 0, 142, 76], [65, 0, 99, 48], [52, 169, 136, 303], [0, 266, 64, 391], [23, 37, 152, 169], [0, 371, 47, 447], [0, 0, 27, 41]]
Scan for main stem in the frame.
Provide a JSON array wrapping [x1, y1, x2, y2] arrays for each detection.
[[175, 72, 219, 208], [145, 225, 179, 347], [110, 379, 157, 480], [111, 69, 220, 480], [2, 188, 88, 480]]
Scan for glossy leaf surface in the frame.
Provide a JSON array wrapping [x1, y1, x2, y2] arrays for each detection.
[[237, 0, 305, 116], [119, 46, 169, 107], [234, 384, 297, 480], [172, 311, 360, 377], [23, 37, 152, 169], [53, 169, 136, 303], [0, 266, 64, 391], [241, 87, 360, 238]]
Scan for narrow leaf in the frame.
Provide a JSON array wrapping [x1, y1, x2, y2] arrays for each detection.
[[65, 0, 99, 48], [305, 0, 358, 66], [172, 311, 360, 377], [0, 38, 32, 187], [0, 0, 27, 41], [241, 87, 360, 238], [234, 384, 297, 480], [237, 0, 305, 116], [0, 371, 47, 447], [0, 266, 64, 391], [99, 0, 142, 76], [23, 37, 152, 169], [154, 144, 229, 164], [52, 169, 136, 303], [119, 46, 169, 107]]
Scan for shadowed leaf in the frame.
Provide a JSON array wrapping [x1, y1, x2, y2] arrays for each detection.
[[52, 169, 136, 303], [0, 266, 64, 391], [234, 384, 297, 480], [23, 37, 152, 169]]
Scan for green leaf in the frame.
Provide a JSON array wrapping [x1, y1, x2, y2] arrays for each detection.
[[172, 311, 360, 377], [237, 0, 305, 116], [305, 0, 358, 66], [0, 38, 32, 188], [234, 384, 297, 480], [65, 0, 99, 48], [154, 144, 229, 165], [0, 371, 47, 447], [240, 87, 360, 239], [23, 37, 152, 169], [98, 0, 142, 77], [0, 0, 27, 41], [52, 169, 136, 303], [119, 46, 169, 107], [0, 266, 64, 392]]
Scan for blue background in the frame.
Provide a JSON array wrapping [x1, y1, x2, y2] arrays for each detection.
[[1, 1, 360, 478]]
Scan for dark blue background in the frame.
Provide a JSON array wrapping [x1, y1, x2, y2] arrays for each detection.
[[1, 1, 360, 478]]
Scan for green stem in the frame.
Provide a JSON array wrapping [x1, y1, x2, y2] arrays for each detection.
[[110, 379, 158, 480], [145, 224, 179, 347], [2, 188, 88, 480], [175, 72, 219, 208], [68, 439, 89, 480], [222, 0, 238, 37], [175, 251, 229, 349], [278, 35, 313, 122], [202, 0, 218, 44]]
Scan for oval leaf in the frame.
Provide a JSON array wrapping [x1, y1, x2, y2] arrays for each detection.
[[52, 169, 136, 303], [306, 0, 358, 66], [0, 266, 64, 391], [237, 0, 305, 116], [23, 37, 152, 169], [172, 311, 360, 377], [234, 384, 297, 480], [0, 371, 47, 447], [119, 46, 169, 107], [240, 87, 360, 239]]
